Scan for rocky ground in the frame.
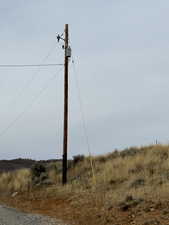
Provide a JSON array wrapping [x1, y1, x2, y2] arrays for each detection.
[[0, 205, 67, 225], [2, 193, 169, 225]]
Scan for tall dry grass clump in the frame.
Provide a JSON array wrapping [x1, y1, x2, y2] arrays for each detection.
[[0, 161, 61, 193], [0, 169, 31, 192]]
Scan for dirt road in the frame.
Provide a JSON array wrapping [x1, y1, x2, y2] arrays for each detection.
[[0, 205, 67, 225]]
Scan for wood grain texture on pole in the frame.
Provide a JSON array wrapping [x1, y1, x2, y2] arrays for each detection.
[[62, 24, 69, 185]]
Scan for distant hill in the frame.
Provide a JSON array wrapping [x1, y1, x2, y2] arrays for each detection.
[[0, 158, 60, 172]]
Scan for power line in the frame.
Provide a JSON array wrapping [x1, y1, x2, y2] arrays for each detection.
[[0, 63, 63, 68], [0, 68, 63, 138], [68, 41, 91, 156], [71, 57, 92, 157], [55, 67, 64, 160], [2, 42, 59, 110], [71, 57, 96, 183]]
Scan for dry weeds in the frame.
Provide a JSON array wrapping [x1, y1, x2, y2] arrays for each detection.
[[1, 144, 169, 225]]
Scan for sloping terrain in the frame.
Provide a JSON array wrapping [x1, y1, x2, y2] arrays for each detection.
[[1, 145, 169, 225]]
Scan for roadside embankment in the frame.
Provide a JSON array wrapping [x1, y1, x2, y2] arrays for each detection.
[[1, 145, 169, 225]]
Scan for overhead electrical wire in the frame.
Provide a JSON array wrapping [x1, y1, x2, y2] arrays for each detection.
[[0, 63, 63, 68], [55, 69, 64, 159], [71, 55, 92, 157], [0, 67, 63, 138], [3, 42, 62, 110], [69, 38, 92, 157], [69, 26, 95, 162], [71, 56, 96, 182], [0, 36, 92, 161]]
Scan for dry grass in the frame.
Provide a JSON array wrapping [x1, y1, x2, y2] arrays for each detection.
[[2, 144, 169, 224], [1, 144, 169, 201], [63, 144, 169, 204], [0, 169, 31, 192]]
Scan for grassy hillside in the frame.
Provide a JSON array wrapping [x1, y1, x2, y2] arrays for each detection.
[[0, 145, 169, 225]]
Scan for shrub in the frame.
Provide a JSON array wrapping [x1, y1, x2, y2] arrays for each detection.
[[73, 155, 85, 166], [31, 163, 46, 178]]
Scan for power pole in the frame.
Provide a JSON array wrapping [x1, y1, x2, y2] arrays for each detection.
[[57, 24, 71, 185], [63, 24, 69, 185]]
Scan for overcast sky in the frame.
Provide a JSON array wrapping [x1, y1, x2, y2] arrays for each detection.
[[0, 1, 169, 159]]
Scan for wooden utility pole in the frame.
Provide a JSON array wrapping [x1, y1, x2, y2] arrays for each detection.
[[62, 24, 69, 185], [57, 24, 71, 185]]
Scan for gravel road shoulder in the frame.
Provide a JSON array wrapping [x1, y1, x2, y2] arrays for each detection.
[[0, 205, 68, 225]]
